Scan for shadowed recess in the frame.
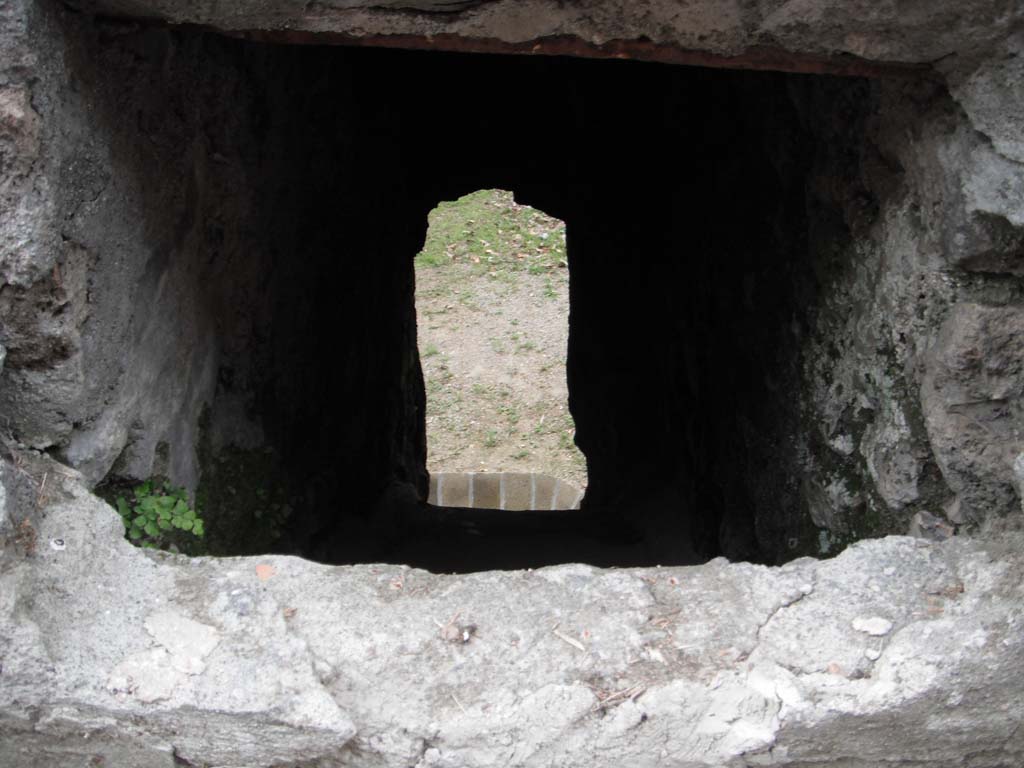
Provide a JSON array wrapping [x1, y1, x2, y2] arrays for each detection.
[[33, 24, 908, 571]]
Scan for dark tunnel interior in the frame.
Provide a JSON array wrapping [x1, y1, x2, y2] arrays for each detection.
[[83, 29, 881, 572]]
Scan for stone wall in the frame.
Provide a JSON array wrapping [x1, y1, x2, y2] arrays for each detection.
[[1, 0, 1023, 565], [0, 1, 430, 561], [2, 0, 1023, 763], [793, 65, 1024, 555]]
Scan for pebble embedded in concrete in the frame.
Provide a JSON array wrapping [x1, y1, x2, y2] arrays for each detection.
[[852, 616, 894, 636]]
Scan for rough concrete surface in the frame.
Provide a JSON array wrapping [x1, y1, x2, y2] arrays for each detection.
[[1, 458, 1022, 767], [67, 0, 1023, 74], [921, 303, 1024, 523]]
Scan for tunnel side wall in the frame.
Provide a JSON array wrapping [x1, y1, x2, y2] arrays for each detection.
[[550, 65, 1024, 562], [0, 0, 429, 556]]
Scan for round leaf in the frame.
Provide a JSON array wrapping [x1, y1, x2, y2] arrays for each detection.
[[128, 527, 143, 540], [144, 522, 160, 537], [158, 519, 172, 531], [180, 519, 193, 532]]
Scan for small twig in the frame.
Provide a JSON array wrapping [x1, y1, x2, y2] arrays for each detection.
[[649, 609, 682, 630], [451, 693, 468, 714], [35, 472, 48, 508], [553, 628, 586, 652], [604, 685, 641, 703], [589, 684, 646, 712]]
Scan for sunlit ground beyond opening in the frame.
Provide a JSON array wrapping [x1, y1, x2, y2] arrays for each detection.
[[414, 189, 586, 493]]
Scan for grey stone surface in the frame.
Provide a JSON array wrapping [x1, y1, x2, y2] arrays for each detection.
[[2, 0, 427, 525], [0, 465, 6, 531], [0, 63, 51, 289], [1, 0, 217, 480], [1, 456, 1022, 767], [67, 0, 1023, 72], [921, 302, 1024, 521], [789, 72, 1024, 550], [947, 31, 1024, 166]]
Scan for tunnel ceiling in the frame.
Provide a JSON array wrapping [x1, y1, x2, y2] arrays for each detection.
[[66, 0, 1015, 76]]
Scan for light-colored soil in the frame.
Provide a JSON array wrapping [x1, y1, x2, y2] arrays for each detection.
[[415, 190, 587, 490]]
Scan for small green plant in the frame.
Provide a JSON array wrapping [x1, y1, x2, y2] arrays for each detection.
[[116, 480, 204, 550], [559, 429, 575, 451], [543, 278, 557, 300], [499, 402, 521, 425]]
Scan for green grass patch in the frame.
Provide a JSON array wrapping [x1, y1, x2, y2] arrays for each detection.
[[415, 189, 566, 275]]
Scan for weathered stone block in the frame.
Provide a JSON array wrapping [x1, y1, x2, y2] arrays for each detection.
[[922, 302, 1024, 520], [429, 472, 583, 510], [1, 459, 1021, 767]]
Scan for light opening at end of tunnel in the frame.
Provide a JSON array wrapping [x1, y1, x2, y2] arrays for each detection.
[[413, 188, 587, 511]]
